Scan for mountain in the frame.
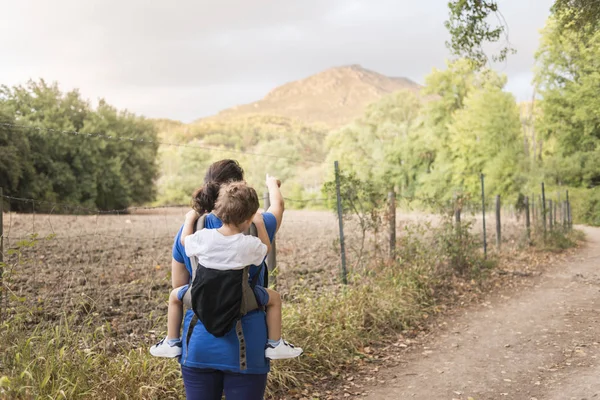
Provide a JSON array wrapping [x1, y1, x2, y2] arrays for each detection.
[[207, 64, 421, 128], [154, 65, 421, 205]]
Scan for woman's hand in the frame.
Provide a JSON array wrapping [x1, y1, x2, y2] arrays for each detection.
[[185, 209, 200, 222], [265, 174, 284, 233], [266, 174, 281, 188]]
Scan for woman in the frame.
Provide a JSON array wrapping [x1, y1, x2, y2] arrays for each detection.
[[171, 159, 283, 399]]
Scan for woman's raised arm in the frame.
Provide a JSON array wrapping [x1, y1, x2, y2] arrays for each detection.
[[265, 174, 284, 233]]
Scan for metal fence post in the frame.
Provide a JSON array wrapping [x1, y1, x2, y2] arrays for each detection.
[[525, 196, 531, 241], [542, 183, 547, 238], [334, 161, 348, 284], [557, 192, 561, 225], [263, 191, 276, 288], [549, 199, 554, 231], [566, 190, 572, 229], [495, 195, 501, 249], [388, 190, 396, 260], [531, 195, 535, 226], [480, 174, 487, 259]]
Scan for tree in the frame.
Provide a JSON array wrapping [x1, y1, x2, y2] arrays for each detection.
[[535, 17, 600, 189], [0, 80, 159, 211], [0, 80, 94, 207], [0, 108, 33, 200], [445, 0, 513, 67], [445, 0, 600, 66], [79, 100, 159, 209], [153, 114, 328, 206], [446, 86, 526, 198], [417, 60, 510, 201], [326, 90, 426, 196]]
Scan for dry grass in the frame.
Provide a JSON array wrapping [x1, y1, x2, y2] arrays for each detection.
[[0, 209, 581, 399]]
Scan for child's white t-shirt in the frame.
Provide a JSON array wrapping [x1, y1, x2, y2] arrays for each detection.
[[184, 229, 268, 270]]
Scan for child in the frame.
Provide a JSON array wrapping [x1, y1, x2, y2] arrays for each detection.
[[150, 180, 302, 360]]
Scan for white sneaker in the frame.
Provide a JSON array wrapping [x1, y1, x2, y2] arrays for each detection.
[[265, 339, 303, 360], [150, 337, 182, 358]]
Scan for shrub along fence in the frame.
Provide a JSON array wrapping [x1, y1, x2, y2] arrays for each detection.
[[328, 162, 575, 284]]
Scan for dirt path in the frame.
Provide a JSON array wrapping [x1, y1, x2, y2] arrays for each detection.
[[366, 226, 600, 400]]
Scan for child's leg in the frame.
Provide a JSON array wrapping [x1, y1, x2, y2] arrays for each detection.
[[264, 288, 282, 341], [150, 286, 186, 357], [172, 259, 189, 288], [167, 286, 185, 340], [262, 287, 303, 359]]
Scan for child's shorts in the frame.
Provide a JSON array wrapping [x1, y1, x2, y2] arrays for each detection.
[[177, 284, 269, 307], [252, 285, 269, 307], [176, 284, 190, 301]]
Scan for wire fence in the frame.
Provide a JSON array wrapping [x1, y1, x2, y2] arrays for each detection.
[[0, 121, 576, 344], [0, 168, 573, 335], [0, 187, 342, 333]]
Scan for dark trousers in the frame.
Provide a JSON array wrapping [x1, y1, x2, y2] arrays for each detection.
[[181, 366, 267, 400]]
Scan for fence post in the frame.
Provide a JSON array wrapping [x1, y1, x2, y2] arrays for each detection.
[[263, 191, 276, 288], [563, 201, 567, 228], [388, 190, 396, 260], [480, 174, 487, 259], [553, 199, 557, 227], [542, 183, 547, 238], [0, 187, 3, 322], [549, 199, 553, 231], [557, 192, 561, 224], [531, 195, 535, 226], [455, 202, 461, 227], [566, 190, 572, 229], [495, 195, 501, 250], [525, 196, 531, 241], [334, 161, 348, 284]]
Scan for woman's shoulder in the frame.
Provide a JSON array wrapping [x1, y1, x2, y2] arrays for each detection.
[[204, 213, 223, 229]]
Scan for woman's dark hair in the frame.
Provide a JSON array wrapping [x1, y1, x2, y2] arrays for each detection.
[[192, 159, 245, 214]]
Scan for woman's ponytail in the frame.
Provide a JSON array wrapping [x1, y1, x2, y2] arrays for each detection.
[[192, 182, 221, 214], [192, 159, 245, 214]]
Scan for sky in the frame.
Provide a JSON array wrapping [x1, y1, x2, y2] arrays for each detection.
[[1, 0, 554, 122]]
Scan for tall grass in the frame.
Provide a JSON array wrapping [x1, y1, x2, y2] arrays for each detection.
[[1, 261, 438, 399], [0, 315, 182, 399]]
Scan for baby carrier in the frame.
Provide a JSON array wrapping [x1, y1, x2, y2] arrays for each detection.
[[182, 214, 266, 352]]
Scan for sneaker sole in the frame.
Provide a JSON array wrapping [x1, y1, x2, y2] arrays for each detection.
[[266, 350, 303, 360], [150, 349, 182, 358]]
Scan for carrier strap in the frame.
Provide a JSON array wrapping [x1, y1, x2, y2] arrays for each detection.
[[182, 215, 207, 309], [186, 314, 198, 348], [235, 320, 248, 371]]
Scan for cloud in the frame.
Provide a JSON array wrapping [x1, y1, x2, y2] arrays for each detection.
[[0, 0, 553, 121]]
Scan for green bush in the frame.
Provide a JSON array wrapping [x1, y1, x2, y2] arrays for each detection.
[[572, 187, 600, 226]]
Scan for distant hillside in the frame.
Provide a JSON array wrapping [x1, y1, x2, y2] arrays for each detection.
[[154, 65, 421, 206], [208, 64, 421, 128]]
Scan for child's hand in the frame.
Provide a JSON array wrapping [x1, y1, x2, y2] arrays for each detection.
[[252, 212, 264, 225], [266, 174, 281, 188], [185, 209, 200, 222]]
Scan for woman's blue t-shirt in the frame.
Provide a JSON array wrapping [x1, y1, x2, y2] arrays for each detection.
[[172, 212, 277, 374]]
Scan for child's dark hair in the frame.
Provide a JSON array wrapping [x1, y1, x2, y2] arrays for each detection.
[[192, 159, 244, 214], [213, 182, 259, 226]]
